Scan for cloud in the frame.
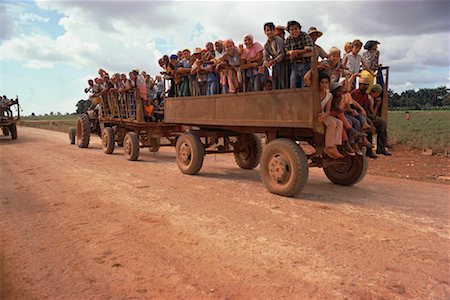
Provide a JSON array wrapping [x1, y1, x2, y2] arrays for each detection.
[[0, 3, 18, 41], [19, 12, 49, 23]]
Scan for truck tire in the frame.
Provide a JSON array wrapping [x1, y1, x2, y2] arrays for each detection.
[[260, 138, 308, 197], [2, 126, 10, 136], [69, 127, 76, 144], [148, 138, 160, 153], [323, 151, 368, 186], [102, 127, 115, 154], [9, 124, 17, 140], [124, 132, 139, 161], [176, 133, 204, 175], [233, 134, 262, 169], [76, 113, 90, 148]]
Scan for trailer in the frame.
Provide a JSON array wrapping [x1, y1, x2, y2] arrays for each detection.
[[0, 97, 20, 140], [70, 91, 180, 161]]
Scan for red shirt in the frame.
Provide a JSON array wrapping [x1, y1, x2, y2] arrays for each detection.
[[351, 89, 370, 110]]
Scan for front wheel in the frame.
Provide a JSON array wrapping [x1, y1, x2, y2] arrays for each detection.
[[102, 127, 115, 154], [69, 127, 76, 144], [260, 138, 309, 197], [9, 124, 17, 140], [124, 132, 139, 161], [233, 134, 262, 170], [175, 133, 204, 175], [323, 150, 368, 185]]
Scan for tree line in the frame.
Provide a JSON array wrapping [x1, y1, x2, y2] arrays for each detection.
[[388, 86, 450, 110]]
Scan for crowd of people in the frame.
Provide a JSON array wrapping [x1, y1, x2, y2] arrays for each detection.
[[157, 20, 390, 158], [0, 95, 18, 118], [85, 19, 390, 159]]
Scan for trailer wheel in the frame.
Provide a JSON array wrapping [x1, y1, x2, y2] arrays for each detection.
[[9, 124, 17, 140], [76, 113, 90, 148], [69, 127, 76, 144], [2, 126, 10, 136], [124, 132, 139, 161], [102, 127, 115, 154], [260, 138, 308, 197], [323, 150, 368, 186], [148, 138, 161, 153], [176, 133, 204, 175], [234, 134, 262, 170]]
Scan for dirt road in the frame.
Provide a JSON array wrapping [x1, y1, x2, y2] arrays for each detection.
[[1, 127, 449, 299]]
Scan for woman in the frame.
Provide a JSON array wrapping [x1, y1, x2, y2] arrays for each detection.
[[361, 40, 380, 93], [318, 74, 344, 159], [216, 39, 240, 93]]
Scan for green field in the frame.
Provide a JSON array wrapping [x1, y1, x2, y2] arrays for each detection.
[[387, 110, 450, 150], [20, 111, 450, 150]]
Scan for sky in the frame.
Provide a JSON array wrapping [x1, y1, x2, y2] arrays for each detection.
[[0, 0, 449, 116]]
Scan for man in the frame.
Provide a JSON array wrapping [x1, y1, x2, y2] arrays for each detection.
[[240, 34, 264, 92], [285, 20, 314, 88], [307, 27, 327, 60], [351, 77, 391, 157], [262, 22, 286, 89]]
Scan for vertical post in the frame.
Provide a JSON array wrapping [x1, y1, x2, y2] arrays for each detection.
[[310, 48, 324, 147], [381, 67, 389, 122], [135, 87, 145, 123]]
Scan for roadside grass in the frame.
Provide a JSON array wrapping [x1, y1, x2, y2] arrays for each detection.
[[388, 110, 450, 151], [18, 111, 450, 151]]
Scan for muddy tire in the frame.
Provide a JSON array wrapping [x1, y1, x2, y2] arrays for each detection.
[[69, 127, 76, 144], [102, 127, 115, 154], [124, 132, 139, 161], [2, 126, 10, 136], [148, 138, 161, 153], [76, 113, 90, 148], [9, 124, 17, 140], [233, 134, 262, 170], [323, 150, 368, 186], [260, 138, 308, 197], [176, 133, 204, 175]]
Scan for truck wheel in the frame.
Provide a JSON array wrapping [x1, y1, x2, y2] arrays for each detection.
[[323, 151, 368, 186], [234, 134, 262, 169], [148, 138, 161, 153], [102, 127, 115, 154], [69, 127, 76, 144], [260, 138, 308, 197], [176, 133, 204, 175], [2, 126, 10, 136], [9, 124, 17, 140], [124, 132, 139, 161], [76, 113, 90, 148]]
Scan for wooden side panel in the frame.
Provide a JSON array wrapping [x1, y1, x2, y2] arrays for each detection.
[[165, 88, 315, 129]]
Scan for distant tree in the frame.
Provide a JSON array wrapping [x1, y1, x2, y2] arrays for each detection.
[[57, 111, 62, 116], [31, 112, 35, 117], [50, 111, 54, 116]]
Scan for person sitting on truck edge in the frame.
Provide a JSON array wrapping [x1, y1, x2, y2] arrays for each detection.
[[217, 39, 240, 93], [262, 22, 286, 90], [352, 79, 391, 156], [284, 20, 314, 88], [240, 34, 265, 92], [307, 27, 327, 60], [318, 74, 344, 159]]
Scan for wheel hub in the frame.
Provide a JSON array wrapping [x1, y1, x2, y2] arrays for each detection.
[[124, 139, 131, 155], [179, 143, 191, 164], [269, 155, 290, 182], [102, 132, 108, 147]]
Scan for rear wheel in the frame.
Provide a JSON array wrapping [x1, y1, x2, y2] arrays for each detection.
[[148, 138, 161, 153], [76, 113, 90, 148], [175, 133, 204, 175], [102, 127, 115, 154], [9, 124, 17, 140], [69, 127, 76, 144], [260, 138, 308, 197], [233, 134, 262, 170], [124, 132, 139, 161], [323, 150, 368, 185], [2, 126, 10, 136]]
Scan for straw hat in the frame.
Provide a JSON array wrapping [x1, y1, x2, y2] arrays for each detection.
[[307, 27, 323, 37]]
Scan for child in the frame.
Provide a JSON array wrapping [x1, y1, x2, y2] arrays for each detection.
[[344, 39, 363, 89], [304, 47, 346, 87], [318, 74, 344, 159], [342, 41, 353, 68]]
